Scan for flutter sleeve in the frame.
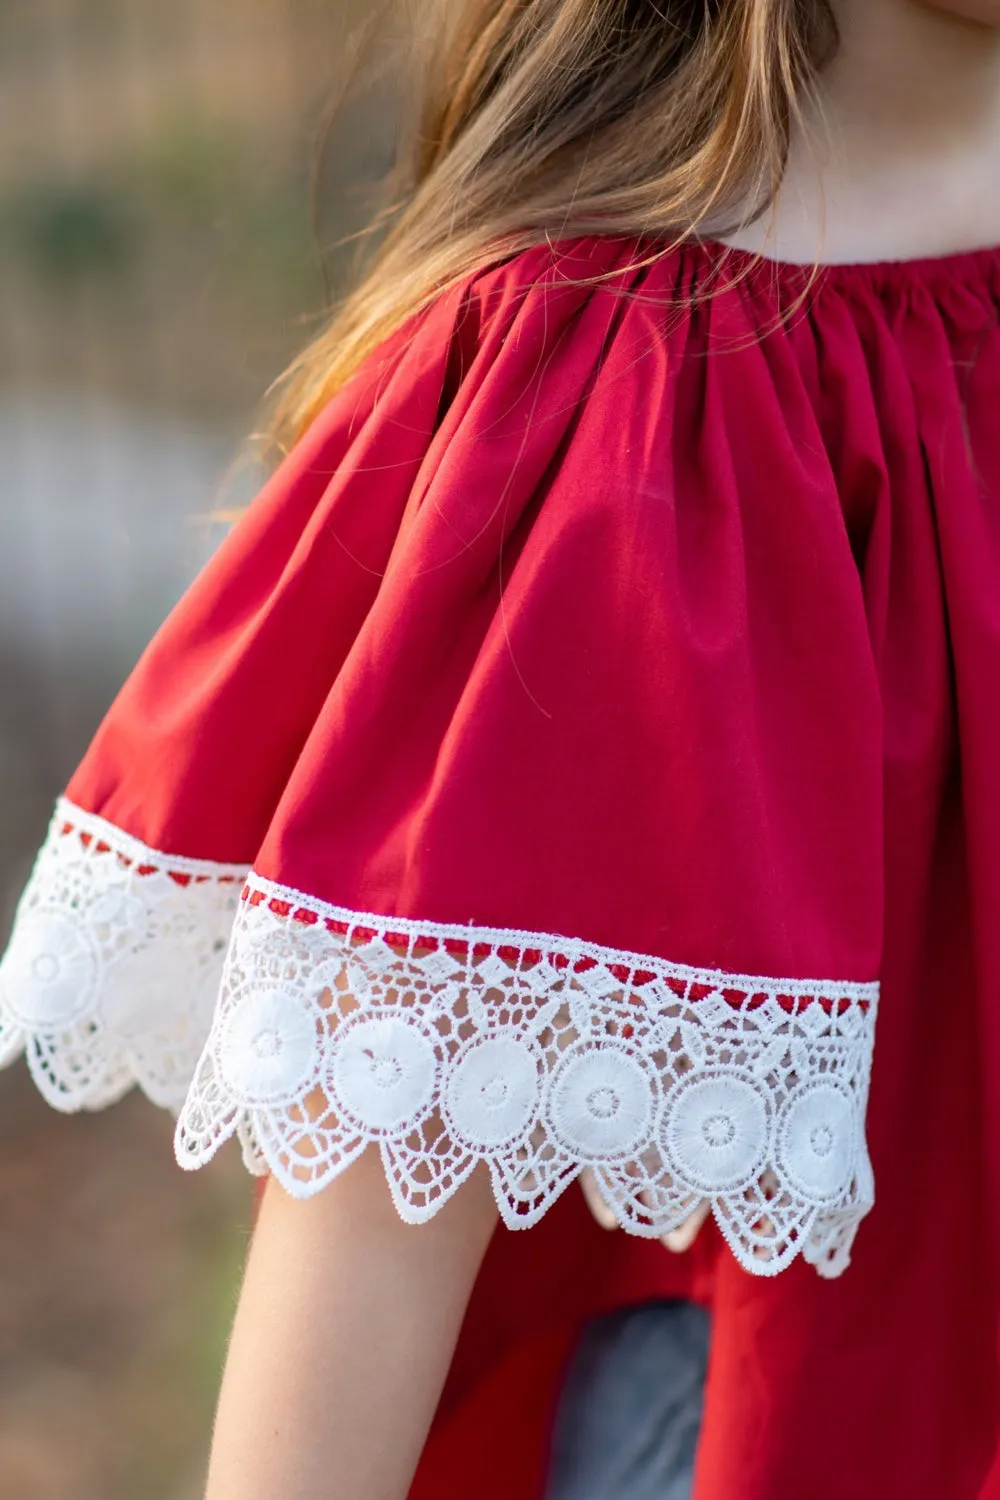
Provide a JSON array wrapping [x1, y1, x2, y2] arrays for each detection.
[[0, 237, 883, 1277]]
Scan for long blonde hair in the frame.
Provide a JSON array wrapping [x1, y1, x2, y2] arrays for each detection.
[[269, 0, 836, 453]]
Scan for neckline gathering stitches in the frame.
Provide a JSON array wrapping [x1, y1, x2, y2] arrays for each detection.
[[693, 235, 1000, 293]]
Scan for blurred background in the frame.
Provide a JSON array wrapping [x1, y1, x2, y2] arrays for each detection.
[[0, 1, 392, 1493]]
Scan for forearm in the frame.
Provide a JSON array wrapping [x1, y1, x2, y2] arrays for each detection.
[[203, 1151, 498, 1500]]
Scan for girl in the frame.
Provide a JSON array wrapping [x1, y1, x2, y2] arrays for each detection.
[[2, 1, 999, 1497]]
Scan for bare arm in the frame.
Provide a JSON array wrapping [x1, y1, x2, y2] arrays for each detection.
[[203, 1150, 498, 1500]]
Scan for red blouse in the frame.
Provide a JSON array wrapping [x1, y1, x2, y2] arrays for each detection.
[[1, 233, 999, 1498]]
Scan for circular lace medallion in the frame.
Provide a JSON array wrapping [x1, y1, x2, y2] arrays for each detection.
[[663, 1070, 769, 1193], [549, 1044, 653, 1159], [218, 988, 317, 1105], [332, 1013, 437, 1132], [444, 1033, 540, 1148], [777, 1083, 855, 1202], [87, 887, 147, 931], [0, 908, 99, 1028]]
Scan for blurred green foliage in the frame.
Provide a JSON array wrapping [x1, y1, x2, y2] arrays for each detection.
[[0, 114, 320, 311], [129, 119, 252, 228], [2, 180, 136, 278]]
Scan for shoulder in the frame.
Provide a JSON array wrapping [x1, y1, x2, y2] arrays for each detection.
[[378, 234, 676, 383], [354, 233, 696, 452], [286, 235, 676, 491], [287, 229, 814, 542], [460, 233, 656, 312], [441, 234, 680, 358]]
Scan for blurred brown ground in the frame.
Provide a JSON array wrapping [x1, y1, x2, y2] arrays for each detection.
[[0, 1, 384, 1494]]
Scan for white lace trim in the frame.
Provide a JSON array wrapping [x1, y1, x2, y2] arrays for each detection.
[[0, 799, 245, 1110], [0, 800, 879, 1278], [180, 884, 877, 1278]]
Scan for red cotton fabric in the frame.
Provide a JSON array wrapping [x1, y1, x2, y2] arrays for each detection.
[[68, 235, 1000, 1497]]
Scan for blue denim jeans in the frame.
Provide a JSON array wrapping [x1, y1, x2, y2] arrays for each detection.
[[545, 1301, 710, 1500]]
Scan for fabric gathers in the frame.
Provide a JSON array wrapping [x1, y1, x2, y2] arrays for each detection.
[[2, 233, 999, 1500]]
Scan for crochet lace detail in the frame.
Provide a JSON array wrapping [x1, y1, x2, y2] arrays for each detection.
[[0, 800, 879, 1278], [0, 800, 245, 1110], [177, 886, 877, 1278]]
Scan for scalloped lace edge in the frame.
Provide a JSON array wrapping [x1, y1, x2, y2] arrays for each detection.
[[0, 798, 879, 1279], [0, 798, 246, 1112]]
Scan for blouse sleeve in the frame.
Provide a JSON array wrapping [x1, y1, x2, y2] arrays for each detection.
[[0, 237, 883, 1278]]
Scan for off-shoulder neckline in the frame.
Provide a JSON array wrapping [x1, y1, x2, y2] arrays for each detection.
[[696, 235, 1000, 288]]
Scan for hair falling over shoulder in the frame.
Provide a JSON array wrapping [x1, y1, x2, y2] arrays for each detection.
[[266, 0, 837, 454]]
